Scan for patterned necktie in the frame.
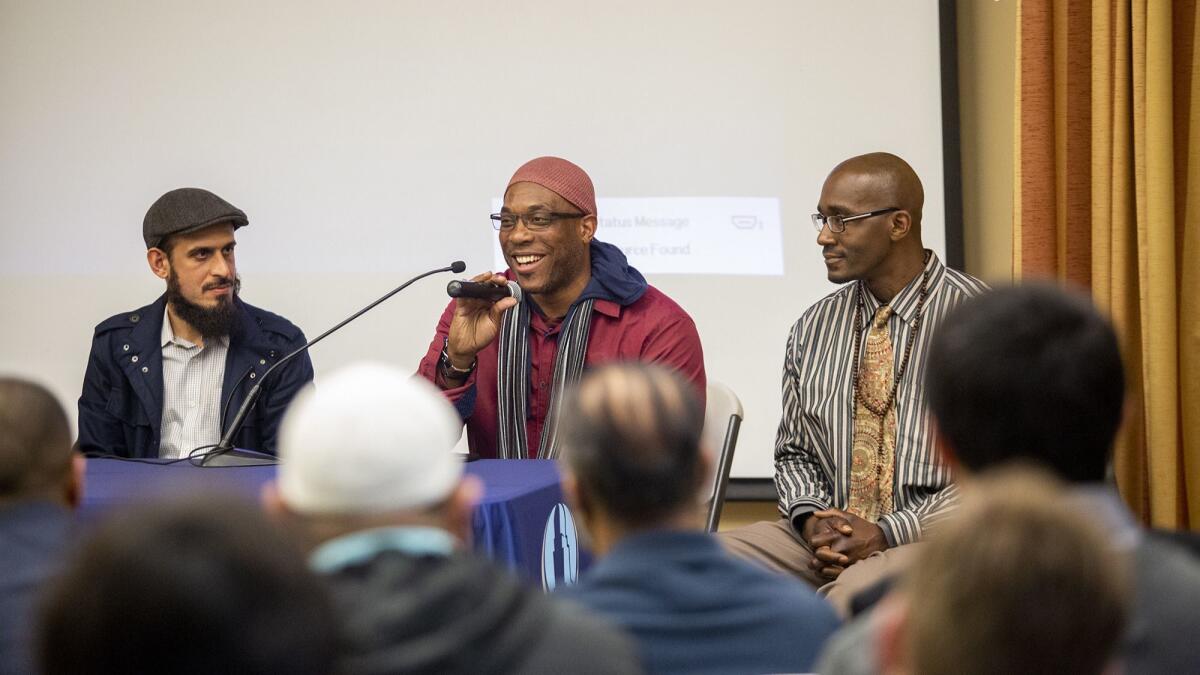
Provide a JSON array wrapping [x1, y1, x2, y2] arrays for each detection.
[[848, 305, 897, 522]]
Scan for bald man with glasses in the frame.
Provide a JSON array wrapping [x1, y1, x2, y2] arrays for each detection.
[[721, 153, 987, 614]]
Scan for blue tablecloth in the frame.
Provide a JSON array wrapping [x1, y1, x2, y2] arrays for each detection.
[[81, 458, 589, 588]]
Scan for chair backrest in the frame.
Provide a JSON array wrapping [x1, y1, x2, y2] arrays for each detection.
[[702, 381, 744, 532]]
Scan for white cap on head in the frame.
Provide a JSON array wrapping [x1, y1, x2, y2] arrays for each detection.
[[277, 362, 463, 514]]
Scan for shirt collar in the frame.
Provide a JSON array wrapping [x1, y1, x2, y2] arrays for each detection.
[[160, 305, 229, 349], [592, 298, 621, 318], [309, 526, 457, 574], [859, 249, 944, 324], [526, 295, 621, 333]]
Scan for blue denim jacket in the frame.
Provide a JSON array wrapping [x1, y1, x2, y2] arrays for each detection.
[[76, 294, 313, 458]]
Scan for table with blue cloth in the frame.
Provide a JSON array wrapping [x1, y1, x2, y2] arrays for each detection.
[[82, 458, 589, 589]]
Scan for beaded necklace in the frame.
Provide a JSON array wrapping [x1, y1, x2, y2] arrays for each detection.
[[850, 262, 931, 422]]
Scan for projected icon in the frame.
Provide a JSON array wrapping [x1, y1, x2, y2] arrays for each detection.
[[731, 215, 761, 230]]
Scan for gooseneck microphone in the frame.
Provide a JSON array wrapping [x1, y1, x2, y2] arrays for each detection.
[[193, 260, 467, 467], [447, 279, 523, 302]]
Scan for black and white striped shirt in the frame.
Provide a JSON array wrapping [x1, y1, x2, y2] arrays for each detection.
[[774, 251, 988, 546]]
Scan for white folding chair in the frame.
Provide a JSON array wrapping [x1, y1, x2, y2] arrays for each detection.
[[703, 381, 744, 532]]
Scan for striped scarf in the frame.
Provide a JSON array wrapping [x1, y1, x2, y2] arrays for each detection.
[[496, 298, 595, 459]]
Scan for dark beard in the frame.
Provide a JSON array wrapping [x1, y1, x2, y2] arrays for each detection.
[[166, 271, 242, 341]]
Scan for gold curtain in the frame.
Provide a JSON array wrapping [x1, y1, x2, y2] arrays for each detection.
[[1015, 0, 1200, 529]]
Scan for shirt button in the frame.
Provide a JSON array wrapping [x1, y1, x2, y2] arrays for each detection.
[[539, 380, 547, 389], [259, 359, 266, 365], [122, 344, 130, 351], [188, 401, 197, 408], [140, 366, 149, 373], [131, 355, 139, 363], [249, 372, 256, 379]]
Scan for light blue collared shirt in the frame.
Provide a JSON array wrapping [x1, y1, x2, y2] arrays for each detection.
[[158, 307, 229, 459], [309, 526, 457, 574]]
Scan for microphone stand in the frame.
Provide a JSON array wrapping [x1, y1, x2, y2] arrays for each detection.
[[195, 261, 466, 467]]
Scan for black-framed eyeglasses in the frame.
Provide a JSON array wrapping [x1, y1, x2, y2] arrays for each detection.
[[811, 207, 900, 233], [490, 211, 585, 231]]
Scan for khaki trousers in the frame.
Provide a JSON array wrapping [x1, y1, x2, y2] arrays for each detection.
[[718, 518, 920, 618]]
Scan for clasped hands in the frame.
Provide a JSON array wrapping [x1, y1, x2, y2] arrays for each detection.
[[801, 508, 889, 580]]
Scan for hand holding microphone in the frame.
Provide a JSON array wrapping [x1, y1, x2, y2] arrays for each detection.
[[444, 272, 521, 374], [447, 278, 522, 302]]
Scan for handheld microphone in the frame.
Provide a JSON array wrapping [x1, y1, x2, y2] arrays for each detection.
[[193, 260, 467, 467], [447, 279, 523, 303]]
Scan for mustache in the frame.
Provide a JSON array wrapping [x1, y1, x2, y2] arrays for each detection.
[[203, 277, 238, 292]]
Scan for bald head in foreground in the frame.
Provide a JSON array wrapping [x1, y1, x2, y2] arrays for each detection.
[[263, 363, 641, 675], [0, 378, 84, 674], [720, 152, 988, 615], [557, 363, 839, 675]]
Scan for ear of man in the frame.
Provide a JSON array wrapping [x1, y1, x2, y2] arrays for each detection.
[[64, 454, 86, 509], [931, 422, 962, 475], [562, 470, 611, 553], [260, 480, 283, 514], [888, 211, 914, 242], [442, 475, 483, 547], [561, 472, 593, 529], [147, 247, 171, 280], [696, 447, 714, 494], [578, 214, 598, 244]]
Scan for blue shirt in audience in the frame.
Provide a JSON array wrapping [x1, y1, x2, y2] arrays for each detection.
[[0, 500, 73, 675], [559, 529, 839, 675]]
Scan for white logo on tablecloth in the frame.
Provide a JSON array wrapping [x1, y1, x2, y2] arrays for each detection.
[[541, 503, 578, 591]]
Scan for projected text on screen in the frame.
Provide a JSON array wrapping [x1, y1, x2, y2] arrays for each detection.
[[491, 197, 783, 276]]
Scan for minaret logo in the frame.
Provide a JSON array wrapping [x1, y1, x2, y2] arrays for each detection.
[[540, 503, 579, 591]]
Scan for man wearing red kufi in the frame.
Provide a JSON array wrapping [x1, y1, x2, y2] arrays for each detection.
[[418, 156, 705, 459]]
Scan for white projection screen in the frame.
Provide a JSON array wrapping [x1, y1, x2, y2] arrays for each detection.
[[0, 1, 955, 481]]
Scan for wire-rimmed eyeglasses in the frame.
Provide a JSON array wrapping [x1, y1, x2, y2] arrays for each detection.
[[811, 207, 900, 233], [490, 211, 585, 231]]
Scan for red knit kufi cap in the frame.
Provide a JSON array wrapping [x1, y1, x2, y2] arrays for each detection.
[[506, 156, 596, 215]]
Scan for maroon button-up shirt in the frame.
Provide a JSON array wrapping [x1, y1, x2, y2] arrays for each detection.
[[418, 285, 706, 459]]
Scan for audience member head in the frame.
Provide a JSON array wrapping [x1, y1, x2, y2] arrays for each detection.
[[559, 363, 708, 552], [264, 362, 479, 547], [880, 467, 1130, 675], [927, 283, 1125, 483], [38, 498, 336, 675], [815, 152, 925, 296], [0, 377, 83, 507]]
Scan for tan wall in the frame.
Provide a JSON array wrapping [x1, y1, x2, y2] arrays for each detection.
[[958, 0, 1017, 283]]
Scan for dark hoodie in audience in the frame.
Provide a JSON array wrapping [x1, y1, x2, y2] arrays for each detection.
[[326, 545, 638, 674]]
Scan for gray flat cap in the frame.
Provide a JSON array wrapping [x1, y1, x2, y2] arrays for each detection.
[[143, 188, 249, 249]]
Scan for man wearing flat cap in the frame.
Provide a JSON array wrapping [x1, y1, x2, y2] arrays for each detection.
[[418, 156, 706, 459], [76, 188, 313, 459]]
